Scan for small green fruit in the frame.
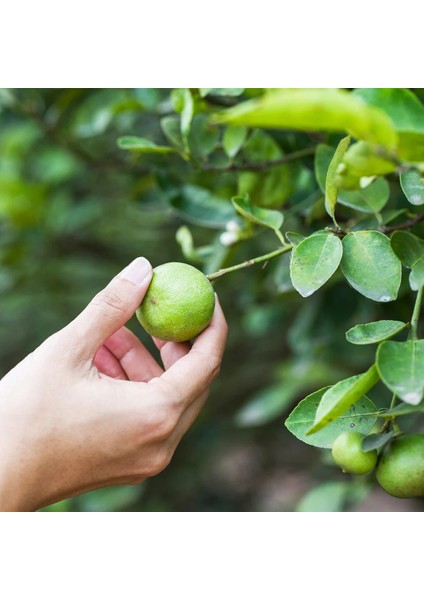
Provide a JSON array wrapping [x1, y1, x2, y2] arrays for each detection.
[[332, 431, 378, 475], [136, 262, 215, 342], [375, 434, 424, 498]]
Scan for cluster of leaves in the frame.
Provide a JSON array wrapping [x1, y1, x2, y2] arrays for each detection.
[[2, 88, 424, 510], [118, 88, 424, 466]]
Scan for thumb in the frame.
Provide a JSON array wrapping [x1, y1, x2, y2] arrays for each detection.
[[64, 257, 153, 360]]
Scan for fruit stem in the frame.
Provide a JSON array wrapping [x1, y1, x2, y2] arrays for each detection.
[[409, 286, 424, 341], [207, 244, 293, 281]]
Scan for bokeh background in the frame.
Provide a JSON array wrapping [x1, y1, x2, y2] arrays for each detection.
[[1, 88, 423, 511]]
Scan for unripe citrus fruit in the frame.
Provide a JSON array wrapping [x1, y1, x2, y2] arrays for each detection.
[[136, 262, 215, 342], [332, 431, 377, 475], [375, 434, 424, 498]]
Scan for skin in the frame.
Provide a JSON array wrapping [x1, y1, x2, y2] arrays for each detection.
[[0, 257, 228, 511]]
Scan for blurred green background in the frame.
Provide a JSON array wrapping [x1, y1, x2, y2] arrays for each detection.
[[1, 88, 423, 511]]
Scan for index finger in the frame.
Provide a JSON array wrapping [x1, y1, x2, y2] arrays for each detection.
[[152, 296, 228, 406]]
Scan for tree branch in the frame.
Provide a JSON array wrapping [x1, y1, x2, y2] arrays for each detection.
[[201, 147, 316, 173]]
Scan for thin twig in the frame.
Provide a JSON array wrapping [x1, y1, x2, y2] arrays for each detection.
[[207, 245, 292, 281], [201, 147, 316, 173], [381, 212, 424, 234]]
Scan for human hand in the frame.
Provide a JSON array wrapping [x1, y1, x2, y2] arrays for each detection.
[[0, 257, 227, 511]]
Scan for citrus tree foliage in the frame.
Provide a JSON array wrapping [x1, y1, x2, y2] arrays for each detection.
[[1, 88, 424, 510]]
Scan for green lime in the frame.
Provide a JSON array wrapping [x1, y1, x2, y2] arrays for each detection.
[[136, 262, 215, 342], [375, 434, 424, 498], [331, 431, 377, 475]]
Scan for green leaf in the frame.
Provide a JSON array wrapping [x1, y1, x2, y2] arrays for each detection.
[[117, 136, 176, 153], [170, 185, 236, 228], [377, 340, 424, 405], [345, 320, 407, 345], [325, 136, 351, 224], [391, 231, 424, 291], [181, 89, 194, 140], [362, 431, 394, 452], [355, 88, 424, 161], [307, 365, 380, 434], [213, 89, 397, 148], [285, 387, 377, 448], [400, 170, 424, 206], [338, 178, 390, 214], [290, 232, 342, 298], [285, 231, 305, 246], [341, 231, 401, 302], [314, 144, 334, 193], [231, 194, 283, 231], [223, 125, 248, 158]]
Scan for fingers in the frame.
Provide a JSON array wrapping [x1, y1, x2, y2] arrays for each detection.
[[153, 337, 191, 370], [94, 346, 128, 380], [105, 327, 163, 382], [152, 297, 228, 407], [63, 257, 153, 361]]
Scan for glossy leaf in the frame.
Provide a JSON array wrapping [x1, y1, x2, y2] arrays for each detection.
[[338, 178, 390, 214], [391, 230, 424, 290], [232, 194, 283, 231], [223, 125, 248, 158], [355, 88, 424, 161], [170, 185, 236, 228], [341, 231, 401, 302], [285, 387, 377, 448], [117, 136, 175, 153], [214, 89, 397, 147], [314, 144, 334, 193], [325, 136, 350, 224], [345, 320, 407, 345], [290, 233, 342, 298], [377, 340, 424, 405], [307, 365, 380, 434], [400, 170, 424, 206]]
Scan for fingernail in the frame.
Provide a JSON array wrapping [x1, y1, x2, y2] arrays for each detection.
[[119, 257, 152, 284]]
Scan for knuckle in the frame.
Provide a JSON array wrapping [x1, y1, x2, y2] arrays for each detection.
[[92, 288, 127, 317]]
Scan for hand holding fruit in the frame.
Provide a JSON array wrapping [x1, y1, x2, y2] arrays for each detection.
[[0, 257, 227, 511]]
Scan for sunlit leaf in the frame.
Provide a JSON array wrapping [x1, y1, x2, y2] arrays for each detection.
[[214, 89, 397, 148]]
